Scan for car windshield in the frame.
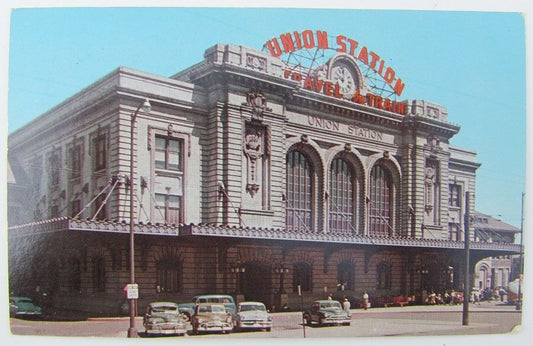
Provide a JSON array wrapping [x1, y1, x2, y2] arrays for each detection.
[[152, 306, 178, 313], [239, 304, 265, 312], [321, 301, 341, 308], [198, 305, 225, 313]]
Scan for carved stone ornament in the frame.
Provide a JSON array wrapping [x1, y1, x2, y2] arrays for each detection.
[[245, 90, 271, 122], [246, 183, 260, 197], [243, 126, 265, 197]]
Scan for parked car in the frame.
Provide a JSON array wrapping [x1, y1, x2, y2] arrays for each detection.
[[143, 302, 187, 336], [191, 303, 234, 334], [302, 300, 351, 326], [9, 297, 43, 319], [179, 294, 237, 321], [234, 301, 272, 332]]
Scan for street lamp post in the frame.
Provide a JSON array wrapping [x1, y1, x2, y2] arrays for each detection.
[[230, 262, 246, 295], [127, 99, 151, 338]]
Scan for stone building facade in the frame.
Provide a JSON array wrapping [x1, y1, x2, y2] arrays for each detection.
[[7, 43, 520, 315]]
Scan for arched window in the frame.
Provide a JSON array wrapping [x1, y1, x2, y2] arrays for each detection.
[[293, 262, 312, 292], [156, 258, 182, 293], [286, 151, 313, 232], [337, 262, 354, 291], [329, 158, 355, 233], [369, 164, 392, 236]]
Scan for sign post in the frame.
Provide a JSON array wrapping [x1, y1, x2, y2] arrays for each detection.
[[298, 285, 306, 338]]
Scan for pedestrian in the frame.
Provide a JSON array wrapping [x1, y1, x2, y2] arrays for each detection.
[[362, 291, 369, 310], [343, 298, 351, 317], [328, 293, 333, 300]]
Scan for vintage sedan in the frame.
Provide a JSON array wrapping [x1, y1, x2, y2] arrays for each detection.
[[143, 302, 187, 336], [302, 300, 351, 326], [9, 297, 43, 319], [191, 303, 234, 334], [234, 301, 272, 332]]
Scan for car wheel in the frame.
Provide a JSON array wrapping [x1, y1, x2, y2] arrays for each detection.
[[266, 327, 271, 332]]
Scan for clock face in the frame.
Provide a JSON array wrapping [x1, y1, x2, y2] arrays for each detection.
[[331, 65, 356, 96]]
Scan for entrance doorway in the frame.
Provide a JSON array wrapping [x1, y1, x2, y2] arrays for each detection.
[[242, 262, 272, 308]]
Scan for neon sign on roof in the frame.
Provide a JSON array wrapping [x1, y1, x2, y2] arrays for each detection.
[[264, 29, 405, 97]]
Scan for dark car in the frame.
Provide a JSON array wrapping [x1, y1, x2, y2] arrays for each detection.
[[9, 297, 43, 319], [143, 302, 187, 336], [302, 300, 351, 326]]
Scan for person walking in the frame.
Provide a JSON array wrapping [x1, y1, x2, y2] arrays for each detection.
[[362, 291, 369, 310], [343, 298, 351, 317]]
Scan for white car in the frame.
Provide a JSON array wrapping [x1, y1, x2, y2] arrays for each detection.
[[234, 301, 272, 332]]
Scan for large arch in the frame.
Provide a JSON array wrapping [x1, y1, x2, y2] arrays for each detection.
[[286, 137, 325, 232], [325, 145, 366, 234], [366, 153, 402, 237]]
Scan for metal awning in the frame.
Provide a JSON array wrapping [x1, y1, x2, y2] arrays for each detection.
[[8, 217, 522, 255]]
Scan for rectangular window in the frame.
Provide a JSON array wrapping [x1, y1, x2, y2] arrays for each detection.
[[155, 193, 181, 225], [50, 204, 59, 218], [71, 199, 81, 218], [94, 135, 106, 171], [155, 136, 182, 171], [70, 144, 82, 179], [449, 184, 461, 207], [49, 151, 61, 187], [448, 223, 460, 241]]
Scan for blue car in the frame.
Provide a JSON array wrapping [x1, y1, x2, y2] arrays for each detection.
[[9, 297, 43, 318]]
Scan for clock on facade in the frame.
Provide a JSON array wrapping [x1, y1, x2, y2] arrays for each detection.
[[331, 64, 356, 96]]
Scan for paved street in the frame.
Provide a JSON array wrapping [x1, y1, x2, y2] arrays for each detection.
[[7, 301, 524, 343]]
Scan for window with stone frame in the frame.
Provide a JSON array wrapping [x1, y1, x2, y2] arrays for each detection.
[[49, 204, 59, 219], [69, 258, 81, 292], [337, 261, 354, 291], [156, 258, 182, 292], [155, 193, 181, 225], [71, 199, 81, 218], [448, 183, 461, 207], [93, 134, 107, 171], [155, 135, 183, 171], [286, 150, 313, 232], [93, 257, 106, 292], [376, 262, 391, 289], [48, 149, 61, 188], [93, 194, 107, 221], [448, 222, 461, 241], [292, 262, 312, 292], [69, 142, 83, 179]]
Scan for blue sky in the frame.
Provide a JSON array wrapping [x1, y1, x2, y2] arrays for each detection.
[[3, 4, 528, 228]]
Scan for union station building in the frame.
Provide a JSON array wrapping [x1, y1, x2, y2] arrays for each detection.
[[7, 38, 521, 315]]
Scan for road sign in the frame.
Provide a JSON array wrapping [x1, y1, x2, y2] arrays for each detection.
[[124, 284, 139, 299]]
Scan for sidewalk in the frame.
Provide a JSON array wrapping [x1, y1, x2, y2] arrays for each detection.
[[272, 300, 519, 317]]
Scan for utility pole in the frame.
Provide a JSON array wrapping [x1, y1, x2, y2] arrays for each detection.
[[462, 191, 470, 326]]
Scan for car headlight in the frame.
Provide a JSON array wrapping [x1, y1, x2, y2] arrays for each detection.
[[267, 316, 272, 321], [323, 313, 329, 318], [226, 316, 233, 323]]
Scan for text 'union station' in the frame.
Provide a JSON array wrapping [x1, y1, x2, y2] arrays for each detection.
[[8, 39, 521, 316]]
